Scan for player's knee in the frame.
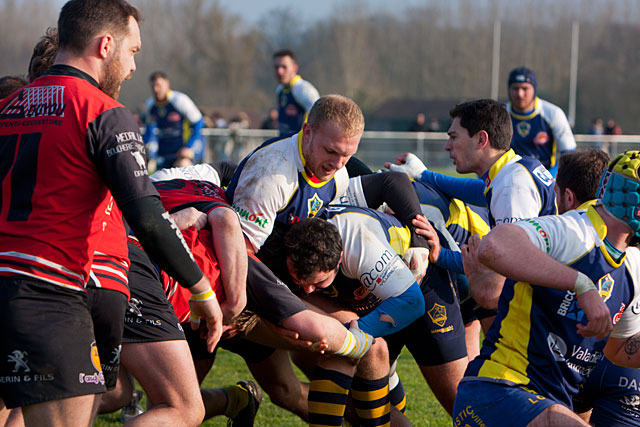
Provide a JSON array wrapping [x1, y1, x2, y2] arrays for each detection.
[[361, 338, 389, 367]]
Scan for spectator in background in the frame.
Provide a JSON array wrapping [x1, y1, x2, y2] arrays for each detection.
[[261, 108, 278, 130], [605, 119, 622, 136], [143, 71, 205, 169], [0, 75, 28, 99], [428, 117, 441, 132], [273, 49, 319, 135], [589, 118, 608, 152], [228, 112, 250, 131], [211, 111, 228, 129], [506, 66, 576, 176], [409, 112, 429, 132], [588, 118, 604, 135]]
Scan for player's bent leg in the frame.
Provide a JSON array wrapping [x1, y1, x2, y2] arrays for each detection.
[[22, 394, 100, 427], [528, 405, 590, 426], [98, 365, 135, 414], [246, 349, 309, 421], [464, 320, 482, 362], [121, 340, 204, 427], [419, 357, 468, 415]]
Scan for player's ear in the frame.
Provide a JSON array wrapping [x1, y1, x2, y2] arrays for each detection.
[[98, 34, 115, 60], [476, 130, 489, 149], [564, 188, 577, 210]]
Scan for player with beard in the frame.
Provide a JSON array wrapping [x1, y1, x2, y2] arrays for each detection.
[[0, 1, 218, 426]]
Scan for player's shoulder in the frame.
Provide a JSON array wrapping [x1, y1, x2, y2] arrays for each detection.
[[538, 97, 567, 120]]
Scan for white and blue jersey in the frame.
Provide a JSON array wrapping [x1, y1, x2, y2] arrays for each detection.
[[144, 90, 205, 168], [507, 97, 576, 174], [276, 75, 319, 135], [317, 205, 424, 337], [483, 149, 557, 227], [225, 132, 367, 252], [463, 206, 640, 409]]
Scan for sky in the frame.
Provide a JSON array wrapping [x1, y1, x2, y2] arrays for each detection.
[[216, 0, 400, 22]]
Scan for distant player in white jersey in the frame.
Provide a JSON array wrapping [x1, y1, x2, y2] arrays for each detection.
[[273, 49, 320, 135], [144, 71, 205, 169], [507, 66, 576, 176]]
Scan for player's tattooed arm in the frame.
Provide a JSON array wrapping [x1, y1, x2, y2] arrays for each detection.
[[604, 334, 640, 369], [625, 334, 640, 357]]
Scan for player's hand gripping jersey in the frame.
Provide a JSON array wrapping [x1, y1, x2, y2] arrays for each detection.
[[317, 205, 425, 337], [465, 206, 640, 408], [507, 97, 576, 172]]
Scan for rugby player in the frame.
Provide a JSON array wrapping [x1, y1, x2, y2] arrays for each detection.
[[0, 1, 218, 426], [552, 149, 640, 426], [143, 71, 205, 169], [452, 151, 640, 426], [387, 99, 556, 302], [227, 94, 430, 290], [149, 165, 376, 423], [273, 49, 320, 136], [283, 209, 426, 425], [506, 66, 576, 176]]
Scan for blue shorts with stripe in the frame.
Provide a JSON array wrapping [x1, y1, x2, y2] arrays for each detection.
[[453, 379, 559, 427]]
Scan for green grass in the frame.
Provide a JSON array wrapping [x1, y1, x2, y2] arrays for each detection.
[[95, 347, 450, 426]]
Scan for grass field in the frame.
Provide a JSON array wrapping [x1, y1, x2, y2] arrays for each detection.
[[95, 347, 451, 426]]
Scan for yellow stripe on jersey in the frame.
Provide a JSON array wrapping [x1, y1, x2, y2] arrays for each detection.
[[298, 132, 331, 188], [477, 281, 533, 385], [509, 97, 541, 121], [446, 199, 490, 239], [585, 206, 625, 268], [484, 149, 518, 195], [387, 226, 411, 256]]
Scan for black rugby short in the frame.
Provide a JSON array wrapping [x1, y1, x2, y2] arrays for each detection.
[[86, 286, 127, 390], [0, 278, 106, 408], [122, 243, 185, 343], [385, 265, 467, 366]]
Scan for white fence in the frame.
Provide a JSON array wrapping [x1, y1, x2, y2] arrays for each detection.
[[202, 128, 640, 170]]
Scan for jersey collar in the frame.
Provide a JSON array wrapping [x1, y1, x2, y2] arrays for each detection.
[[44, 64, 100, 89], [585, 205, 626, 267], [483, 149, 517, 194], [508, 97, 540, 120], [298, 132, 327, 188], [576, 199, 597, 211], [154, 90, 172, 106], [287, 75, 302, 88]]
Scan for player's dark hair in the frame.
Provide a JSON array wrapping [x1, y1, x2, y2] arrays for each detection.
[[556, 149, 610, 204], [29, 28, 58, 82], [0, 75, 28, 99], [149, 71, 168, 83], [58, 0, 141, 55], [283, 218, 342, 282], [449, 99, 513, 150], [273, 49, 296, 61]]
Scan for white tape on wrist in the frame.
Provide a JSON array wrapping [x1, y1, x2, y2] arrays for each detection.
[[573, 271, 597, 296], [335, 325, 373, 359]]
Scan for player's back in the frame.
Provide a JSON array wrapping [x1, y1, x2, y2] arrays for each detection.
[[0, 68, 132, 289]]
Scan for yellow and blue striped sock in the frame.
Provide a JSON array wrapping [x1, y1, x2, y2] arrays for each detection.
[[308, 367, 353, 427], [351, 376, 391, 426]]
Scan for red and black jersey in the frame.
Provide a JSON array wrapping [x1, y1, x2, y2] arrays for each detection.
[[153, 179, 229, 213], [161, 227, 225, 323], [0, 65, 158, 291], [87, 196, 130, 298]]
